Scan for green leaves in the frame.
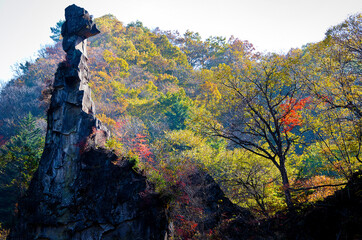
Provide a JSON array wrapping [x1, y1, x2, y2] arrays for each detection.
[[0, 113, 44, 192], [50, 20, 65, 42], [159, 90, 192, 130], [0, 113, 44, 227]]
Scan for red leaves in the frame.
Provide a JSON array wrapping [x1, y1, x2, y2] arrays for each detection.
[[175, 214, 198, 239], [131, 134, 153, 162], [280, 97, 311, 132], [0, 135, 6, 147], [113, 119, 154, 162]]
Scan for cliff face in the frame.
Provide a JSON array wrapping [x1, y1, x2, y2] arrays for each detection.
[[8, 5, 168, 240]]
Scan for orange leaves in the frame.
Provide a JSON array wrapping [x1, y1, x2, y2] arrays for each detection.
[[293, 176, 344, 203], [280, 97, 311, 132]]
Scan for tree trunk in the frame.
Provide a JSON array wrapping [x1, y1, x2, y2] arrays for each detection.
[[279, 160, 294, 212]]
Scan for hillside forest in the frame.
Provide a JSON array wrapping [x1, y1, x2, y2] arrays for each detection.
[[0, 13, 362, 238]]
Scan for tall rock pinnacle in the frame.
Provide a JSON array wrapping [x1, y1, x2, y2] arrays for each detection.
[[8, 5, 168, 239]]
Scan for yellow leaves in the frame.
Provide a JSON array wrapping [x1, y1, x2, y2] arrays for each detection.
[[155, 130, 216, 171], [97, 71, 111, 81], [197, 69, 214, 82], [94, 14, 124, 34], [156, 73, 178, 84], [200, 81, 221, 102], [112, 37, 139, 62], [127, 97, 153, 106], [105, 137, 124, 156], [215, 63, 233, 83], [110, 81, 127, 95], [131, 31, 159, 59], [307, 102, 361, 170], [165, 129, 205, 149], [96, 114, 116, 127], [326, 13, 362, 59], [151, 34, 189, 67], [140, 81, 159, 100], [145, 80, 158, 92], [302, 36, 362, 111], [210, 147, 286, 215], [103, 49, 129, 76], [187, 104, 223, 134]]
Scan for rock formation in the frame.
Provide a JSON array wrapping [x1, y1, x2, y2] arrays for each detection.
[[178, 169, 255, 239], [8, 5, 168, 240]]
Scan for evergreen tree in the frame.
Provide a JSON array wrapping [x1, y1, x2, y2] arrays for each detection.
[[50, 20, 65, 42], [0, 113, 44, 227]]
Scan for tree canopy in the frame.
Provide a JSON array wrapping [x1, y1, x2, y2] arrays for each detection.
[[1, 12, 362, 238]]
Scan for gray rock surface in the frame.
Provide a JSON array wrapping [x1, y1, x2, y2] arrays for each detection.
[[8, 5, 168, 240]]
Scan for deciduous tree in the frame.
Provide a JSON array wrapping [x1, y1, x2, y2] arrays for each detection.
[[197, 51, 308, 211]]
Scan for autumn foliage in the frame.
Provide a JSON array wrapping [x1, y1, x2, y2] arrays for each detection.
[[0, 135, 6, 147], [1, 12, 362, 238], [280, 97, 311, 132]]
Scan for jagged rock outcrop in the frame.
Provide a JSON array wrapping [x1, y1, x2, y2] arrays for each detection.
[[8, 5, 168, 240], [175, 169, 255, 239], [189, 170, 253, 229]]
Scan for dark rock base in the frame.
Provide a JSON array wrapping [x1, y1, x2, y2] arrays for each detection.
[[8, 148, 168, 240]]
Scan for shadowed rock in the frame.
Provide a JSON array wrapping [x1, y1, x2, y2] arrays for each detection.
[[62, 4, 100, 39]]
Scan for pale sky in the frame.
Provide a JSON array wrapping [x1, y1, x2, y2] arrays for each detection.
[[0, 0, 361, 82]]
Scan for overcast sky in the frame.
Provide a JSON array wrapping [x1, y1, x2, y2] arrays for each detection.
[[0, 0, 361, 82]]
